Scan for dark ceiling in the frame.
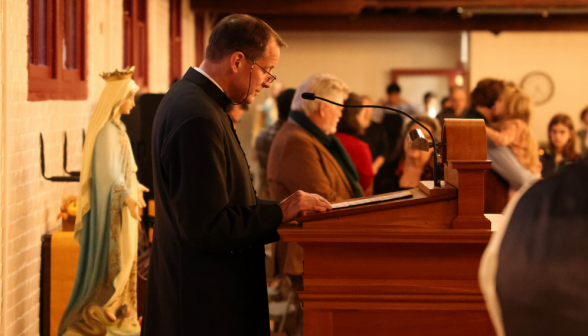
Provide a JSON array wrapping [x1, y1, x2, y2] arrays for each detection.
[[190, 0, 588, 31]]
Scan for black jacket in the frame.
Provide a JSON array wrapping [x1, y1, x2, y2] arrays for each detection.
[[142, 68, 283, 336], [360, 122, 389, 161], [540, 150, 576, 179], [496, 157, 588, 335]]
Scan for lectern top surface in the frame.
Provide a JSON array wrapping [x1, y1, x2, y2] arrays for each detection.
[[296, 185, 456, 223], [331, 190, 412, 210]]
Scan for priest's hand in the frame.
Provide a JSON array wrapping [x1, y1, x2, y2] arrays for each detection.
[[138, 184, 150, 208], [125, 196, 142, 222], [279, 190, 332, 223]]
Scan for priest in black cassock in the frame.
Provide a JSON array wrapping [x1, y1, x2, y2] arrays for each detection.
[[142, 14, 331, 336]]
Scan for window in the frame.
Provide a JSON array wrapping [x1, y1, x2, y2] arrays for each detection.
[[169, 0, 182, 84], [124, 0, 148, 88], [28, 0, 86, 101]]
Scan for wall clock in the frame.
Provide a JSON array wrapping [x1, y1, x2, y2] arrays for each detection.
[[520, 71, 554, 106]]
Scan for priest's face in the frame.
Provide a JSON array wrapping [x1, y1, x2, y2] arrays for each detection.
[[237, 38, 281, 105]]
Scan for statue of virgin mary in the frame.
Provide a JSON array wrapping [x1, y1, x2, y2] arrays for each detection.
[[59, 67, 147, 336]]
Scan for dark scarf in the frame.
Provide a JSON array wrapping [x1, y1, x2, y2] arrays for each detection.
[[290, 110, 363, 198]]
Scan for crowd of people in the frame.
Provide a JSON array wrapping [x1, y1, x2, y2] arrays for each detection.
[[253, 76, 588, 203], [247, 74, 588, 334]]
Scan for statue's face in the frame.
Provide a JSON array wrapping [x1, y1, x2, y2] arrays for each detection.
[[120, 95, 136, 115]]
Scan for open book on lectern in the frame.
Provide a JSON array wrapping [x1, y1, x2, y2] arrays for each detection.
[[331, 190, 413, 209]]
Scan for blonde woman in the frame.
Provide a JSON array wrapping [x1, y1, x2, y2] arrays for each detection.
[[485, 86, 541, 176]]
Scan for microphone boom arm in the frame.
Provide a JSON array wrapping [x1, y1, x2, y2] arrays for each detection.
[[311, 95, 441, 188]]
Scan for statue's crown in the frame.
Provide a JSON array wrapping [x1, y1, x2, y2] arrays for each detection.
[[99, 66, 135, 82]]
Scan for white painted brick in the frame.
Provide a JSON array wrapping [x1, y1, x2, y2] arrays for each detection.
[[0, 0, 200, 334]]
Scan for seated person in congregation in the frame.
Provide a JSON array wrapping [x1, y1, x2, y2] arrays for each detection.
[[465, 78, 536, 191], [267, 73, 363, 276], [335, 92, 375, 194], [358, 94, 389, 175], [227, 103, 248, 124], [436, 86, 468, 126], [376, 83, 416, 158], [540, 113, 580, 178], [578, 106, 588, 158], [373, 115, 441, 194]]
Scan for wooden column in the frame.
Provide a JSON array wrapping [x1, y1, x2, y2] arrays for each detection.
[[442, 119, 491, 230], [448, 161, 492, 229]]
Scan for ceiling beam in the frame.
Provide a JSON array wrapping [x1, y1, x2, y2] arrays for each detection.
[[257, 13, 588, 32], [190, 0, 364, 15], [191, 0, 588, 15], [365, 1, 588, 8]]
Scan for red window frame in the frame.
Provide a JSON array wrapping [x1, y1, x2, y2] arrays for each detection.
[[124, 0, 148, 89], [28, 0, 87, 101], [169, 0, 182, 84]]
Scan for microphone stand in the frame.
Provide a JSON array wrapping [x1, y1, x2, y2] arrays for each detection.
[[302, 93, 442, 188]]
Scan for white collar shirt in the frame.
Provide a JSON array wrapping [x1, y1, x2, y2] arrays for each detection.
[[193, 67, 225, 93]]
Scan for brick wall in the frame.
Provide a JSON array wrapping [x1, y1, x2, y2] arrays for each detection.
[[0, 0, 5, 332], [2, 0, 123, 333], [0, 0, 197, 335]]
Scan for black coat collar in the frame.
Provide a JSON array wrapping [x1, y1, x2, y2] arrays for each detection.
[[183, 67, 233, 111]]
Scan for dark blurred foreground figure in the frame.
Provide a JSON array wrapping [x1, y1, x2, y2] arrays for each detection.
[[479, 157, 588, 336]]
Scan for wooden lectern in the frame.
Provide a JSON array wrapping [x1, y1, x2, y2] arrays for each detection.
[[278, 119, 496, 336]]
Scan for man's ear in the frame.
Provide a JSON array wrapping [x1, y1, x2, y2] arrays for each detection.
[[318, 101, 327, 117], [229, 52, 246, 73]]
